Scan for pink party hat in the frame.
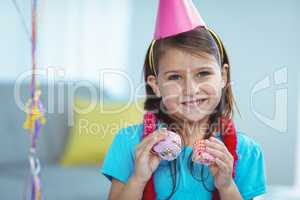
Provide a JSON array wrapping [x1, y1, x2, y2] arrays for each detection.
[[154, 0, 206, 40]]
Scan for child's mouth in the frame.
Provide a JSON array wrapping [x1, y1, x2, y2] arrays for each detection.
[[181, 98, 208, 107]]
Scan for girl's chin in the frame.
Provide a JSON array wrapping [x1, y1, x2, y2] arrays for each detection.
[[173, 111, 211, 123], [181, 108, 214, 120], [163, 103, 217, 122], [181, 113, 208, 123]]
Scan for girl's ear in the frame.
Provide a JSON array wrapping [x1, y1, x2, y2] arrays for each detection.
[[221, 64, 229, 89], [147, 75, 161, 97]]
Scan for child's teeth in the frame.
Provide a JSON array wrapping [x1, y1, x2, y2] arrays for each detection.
[[183, 99, 206, 106], [184, 99, 205, 106]]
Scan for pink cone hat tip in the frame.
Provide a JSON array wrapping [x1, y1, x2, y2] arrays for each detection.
[[154, 0, 206, 40]]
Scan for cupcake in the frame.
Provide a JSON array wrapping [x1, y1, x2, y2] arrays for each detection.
[[192, 139, 215, 165], [152, 129, 182, 161]]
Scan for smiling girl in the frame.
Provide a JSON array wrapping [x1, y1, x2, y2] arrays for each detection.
[[101, 0, 267, 200]]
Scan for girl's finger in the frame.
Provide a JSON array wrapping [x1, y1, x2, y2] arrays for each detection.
[[193, 153, 215, 164], [214, 157, 230, 174], [205, 138, 233, 161], [208, 136, 225, 145], [205, 138, 227, 152], [136, 133, 165, 159], [137, 129, 168, 152], [135, 146, 143, 158], [205, 147, 232, 167], [141, 132, 168, 156]]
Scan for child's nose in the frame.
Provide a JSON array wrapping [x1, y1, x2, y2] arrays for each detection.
[[183, 79, 199, 96]]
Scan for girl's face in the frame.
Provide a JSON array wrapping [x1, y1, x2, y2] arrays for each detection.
[[147, 47, 228, 123]]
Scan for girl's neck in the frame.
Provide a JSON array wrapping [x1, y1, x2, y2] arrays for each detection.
[[180, 116, 210, 146]]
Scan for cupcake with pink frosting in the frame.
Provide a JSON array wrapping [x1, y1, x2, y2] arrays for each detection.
[[151, 129, 182, 161], [192, 139, 215, 165]]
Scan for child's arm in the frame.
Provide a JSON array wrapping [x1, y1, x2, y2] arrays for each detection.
[[108, 176, 146, 200], [107, 130, 168, 200]]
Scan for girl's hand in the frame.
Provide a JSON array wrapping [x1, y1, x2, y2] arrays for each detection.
[[132, 129, 168, 185], [204, 137, 234, 190]]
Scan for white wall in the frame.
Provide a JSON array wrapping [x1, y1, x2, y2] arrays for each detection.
[[296, 72, 300, 188], [0, 0, 131, 97]]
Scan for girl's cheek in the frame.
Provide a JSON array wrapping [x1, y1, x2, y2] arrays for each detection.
[[200, 80, 222, 96], [160, 81, 182, 91], [160, 82, 183, 97], [161, 89, 180, 107], [199, 82, 223, 109], [161, 96, 180, 116], [160, 85, 182, 114]]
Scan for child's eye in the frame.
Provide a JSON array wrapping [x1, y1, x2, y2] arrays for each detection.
[[197, 71, 211, 77], [168, 74, 182, 80]]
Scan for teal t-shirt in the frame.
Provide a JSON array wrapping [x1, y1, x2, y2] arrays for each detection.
[[101, 123, 267, 200]]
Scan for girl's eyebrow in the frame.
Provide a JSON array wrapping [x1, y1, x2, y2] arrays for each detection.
[[163, 66, 213, 75], [164, 70, 182, 75], [193, 66, 213, 71]]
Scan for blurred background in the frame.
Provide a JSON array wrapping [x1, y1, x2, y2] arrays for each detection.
[[0, 0, 299, 199]]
